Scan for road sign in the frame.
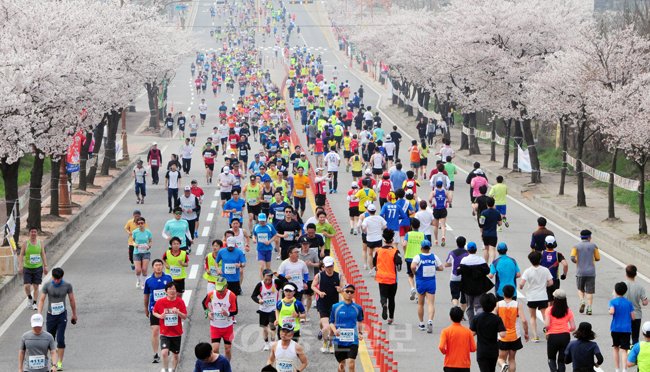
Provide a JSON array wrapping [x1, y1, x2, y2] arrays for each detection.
[[181, 5, 187, 10]]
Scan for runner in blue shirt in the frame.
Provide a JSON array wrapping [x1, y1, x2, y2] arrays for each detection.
[[488, 243, 520, 301], [330, 284, 364, 371], [216, 237, 247, 295], [380, 192, 406, 233], [193, 342, 232, 372], [143, 259, 174, 364], [223, 191, 246, 225], [252, 213, 278, 275], [411, 240, 444, 333], [162, 208, 193, 250]]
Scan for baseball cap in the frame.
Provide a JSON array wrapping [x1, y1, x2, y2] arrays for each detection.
[[323, 257, 335, 267], [421, 240, 432, 248], [215, 276, 228, 290], [343, 284, 356, 291], [497, 242, 508, 252], [226, 236, 237, 247], [301, 152, 306, 155], [280, 323, 295, 332], [545, 236, 556, 245], [405, 189, 414, 195], [552, 288, 567, 299], [367, 204, 377, 212], [258, 213, 267, 221], [184, 186, 191, 191], [299, 235, 311, 245], [406, 181, 414, 188], [31, 314, 44, 327], [351, 182, 359, 188], [223, 166, 231, 173], [230, 151, 236, 155], [467, 242, 478, 251], [436, 180, 443, 187], [255, 154, 260, 157], [316, 168, 325, 173], [364, 169, 372, 175], [137, 159, 143, 164], [152, 142, 158, 146], [262, 268, 274, 277], [383, 172, 389, 178], [643, 321, 650, 334], [133, 210, 141, 215], [191, 179, 198, 184]]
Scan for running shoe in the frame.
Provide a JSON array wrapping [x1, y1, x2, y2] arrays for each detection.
[[500, 364, 509, 372], [441, 238, 446, 247], [364, 264, 368, 270], [410, 288, 416, 301], [387, 319, 394, 325], [427, 322, 433, 334], [382, 304, 388, 320], [131, 263, 135, 270], [56, 362, 63, 371], [350, 227, 354, 234], [26, 301, 32, 310], [32, 302, 38, 311], [354, 230, 357, 235], [263, 342, 271, 351], [135, 281, 140, 289], [329, 344, 335, 354], [448, 202, 452, 208], [586, 308, 592, 315], [152, 354, 161, 363], [317, 330, 323, 340], [498, 227, 503, 232], [418, 324, 426, 331], [434, 240, 439, 246], [195, 231, 198, 238], [532, 337, 540, 343], [579, 301, 585, 313], [136, 199, 140, 204], [320, 342, 328, 353], [503, 217, 509, 227]]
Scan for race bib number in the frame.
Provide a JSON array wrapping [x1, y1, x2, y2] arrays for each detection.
[[264, 195, 273, 202], [249, 198, 257, 205], [170, 266, 182, 277], [51, 302, 65, 315], [282, 316, 296, 327], [479, 216, 486, 225], [236, 241, 244, 250], [165, 314, 179, 326], [423, 265, 436, 278], [210, 267, 219, 277], [240, 150, 247, 156], [289, 274, 302, 287], [224, 263, 237, 275], [257, 233, 268, 242], [214, 311, 228, 321], [137, 244, 150, 253], [276, 211, 285, 220], [277, 358, 294, 372], [339, 328, 355, 342], [153, 289, 166, 301], [28, 355, 45, 369], [296, 189, 304, 197], [263, 297, 276, 307], [233, 212, 242, 220], [286, 232, 295, 241], [136, 174, 144, 183], [29, 254, 41, 265], [151, 159, 158, 166]]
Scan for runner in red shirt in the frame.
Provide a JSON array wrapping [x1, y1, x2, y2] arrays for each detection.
[[195, 77, 202, 95], [378, 172, 393, 208], [347, 183, 361, 234], [152, 282, 188, 372], [212, 79, 218, 98], [228, 130, 240, 153]]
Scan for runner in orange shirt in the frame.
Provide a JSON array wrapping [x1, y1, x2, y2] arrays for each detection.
[[293, 166, 310, 217], [439, 306, 477, 372], [408, 140, 423, 179]]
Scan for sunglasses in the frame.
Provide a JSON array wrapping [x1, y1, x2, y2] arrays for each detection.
[[138, 222, 145, 225], [344, 290, 355, 294], [174, 212, 182, 215]]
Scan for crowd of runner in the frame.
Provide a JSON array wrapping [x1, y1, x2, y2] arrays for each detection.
[[16, 0, 650, 372]]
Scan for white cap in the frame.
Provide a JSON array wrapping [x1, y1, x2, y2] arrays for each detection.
[[364, 169, 371, 175], [31, 314, 44, 327], [323, 256, 335, 267], [367, 204, 377, 212], [643, 321, 650, 334], [184, 186, 191, 191], [223, 166, 230, 173], [545, 235, 556, 245], [152, 142, 158, 146], [226, 236, 237, 247], [351, 182, 359, 188], [405, 189, 414, 195]]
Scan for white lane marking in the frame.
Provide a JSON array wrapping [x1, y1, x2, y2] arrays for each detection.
[[188, 264, 199, 279], [206, 212, 214, 221], [215, 190, 220, 196], [182, 290, 192, 307], [188, 107, 191, 111], [0, 183, 132, 339], [196, 243, 206, 256], [211, 200, 218, 208], [202, 227, 210, 237]]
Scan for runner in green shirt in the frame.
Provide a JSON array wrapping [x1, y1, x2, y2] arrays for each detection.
[[315, 211, 336, 258], [489, 175, 509, 231], [443, 157, 457, 207]]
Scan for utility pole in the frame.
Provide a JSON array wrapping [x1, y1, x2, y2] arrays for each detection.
[[120, 0, 130, 161]]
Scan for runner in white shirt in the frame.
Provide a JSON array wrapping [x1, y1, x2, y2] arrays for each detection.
[[324, 149, 341, 193], [414, 201, 435, 242], [384, 139, 396, 168], [133, 161, 148, 204], [188, 117, 200, 146], [277, 246, 309, 301], [198, 99, 208, 126], [361, 204, 387, 250], [179, 138, 194, 176], [219, 123, 230, 155]]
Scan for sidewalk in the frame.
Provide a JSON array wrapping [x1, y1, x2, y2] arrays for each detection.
[[332, 43, 650, 274]]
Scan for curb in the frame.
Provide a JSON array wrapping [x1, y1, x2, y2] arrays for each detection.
[[0, 156, 142, 302]]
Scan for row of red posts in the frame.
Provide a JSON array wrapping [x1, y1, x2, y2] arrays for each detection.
[[283, 93, 398, 372]]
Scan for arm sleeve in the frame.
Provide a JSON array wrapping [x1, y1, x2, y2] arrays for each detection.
[[596, 352, 604, 366], [229, 292, 238, 316], [251, 283, 263, 303]]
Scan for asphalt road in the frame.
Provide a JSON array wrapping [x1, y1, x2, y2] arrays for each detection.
[[0, 0, 646, 371]]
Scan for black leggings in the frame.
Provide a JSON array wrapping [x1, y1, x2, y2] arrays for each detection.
[[547, 333, 570, 372], [378, 283, 398, 319], [329, 171, 338, 191], [477, 357, 497, 372]]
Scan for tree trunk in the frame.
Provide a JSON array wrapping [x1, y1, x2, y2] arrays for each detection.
[[405, 85, 415, 116], [522, 119, 541, 183], [0, 159, 21, 243], [145, 82, 159, 129], [422, 91, 430, 120], [87, 119, 106, 185], [101, 110, 120, 176], [490, 119, 497, 162], [50, 157, 61, 216], [460, 114, 470, 151], [77, 129, 93, 191], [559, 119, 568, 195], [636, 159, 647, 235], [503, 119, 512, 169], [513, 119, 523, 172], [26, 150, 44, 231], [576, 121, 587, 207], [608, 148, 619, 219], [469, 112, 481, 155]]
